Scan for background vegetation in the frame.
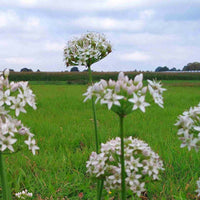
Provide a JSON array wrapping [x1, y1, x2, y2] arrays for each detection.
[[8, 71, 200, 84]]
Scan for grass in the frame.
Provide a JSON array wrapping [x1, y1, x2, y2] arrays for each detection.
[[1, 81, 200, 199]]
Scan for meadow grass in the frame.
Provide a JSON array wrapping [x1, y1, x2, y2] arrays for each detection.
[[2, 81, 200, 199]]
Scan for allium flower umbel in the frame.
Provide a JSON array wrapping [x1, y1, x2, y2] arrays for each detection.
[[83, 72, 166, 116], [196, 177, 200, 197], [15, 189, 33, 199], [175, 103, 200, 151], [86, 137, 164, 197], [0, 69, 39, 154], [64, 32, 112, 67]]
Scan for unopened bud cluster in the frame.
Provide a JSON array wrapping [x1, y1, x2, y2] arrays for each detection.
[[86, 137, 164, 197], [83, 72, 166, 116], [175, 103, 200, 151], [0, 69, 39, 155], [64, 32, 112, 67]]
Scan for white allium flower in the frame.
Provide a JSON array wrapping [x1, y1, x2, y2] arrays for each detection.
[[64, 32, 112, 68], [128, 94, 150, 112], [4, 68, 9, 77], [0, 70, 38, 154], [24, 137, 39, 155], [83, 72, 166, 115], [0, 90, 13, 106], [175, 103, 200, 151], [86, 137, 164, 197], [15, 189, 33, 199], [0, 135, 17, 152]]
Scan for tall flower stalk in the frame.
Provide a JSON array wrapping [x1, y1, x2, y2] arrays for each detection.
[[88, 66, 99, 153], [0, 151, 11, 199], [84, 72, 166, 199], [119, 115, 126, 199], [175, 103, 200, 198], [0, 69, 39, 199], [64, 32, 112, 152], [64, 32, 112, 199]]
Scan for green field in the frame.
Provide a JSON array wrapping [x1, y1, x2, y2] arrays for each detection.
[[2, 81, 200, 199]]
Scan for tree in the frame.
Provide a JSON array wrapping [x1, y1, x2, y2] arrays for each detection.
[[155, 66, 169, 72], [20, 68, 33, 72], [183, 62, 200, 71], [70, 67, 79, 72]]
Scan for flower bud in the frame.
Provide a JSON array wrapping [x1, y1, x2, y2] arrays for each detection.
[[10, 82, 19, 92], [18, 127, 27, 135], [118, 72, 125, 80], [4, 68, 9, 77], [115, 83, 120, 92], [141, 87, 147, 94], [100, 79, 107, 88], [134, 73, 143, 84], [108, 79, 115, 87]]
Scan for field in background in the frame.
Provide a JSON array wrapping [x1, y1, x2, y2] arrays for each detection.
[[9, 71, 200, 84], [3, 81, 200, 199]]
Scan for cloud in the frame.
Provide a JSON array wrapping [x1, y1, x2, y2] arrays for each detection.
[[120, 52, 151, 61], [2, 0, 200, 12], [0, 1, 200, 72], [44, 42, 65, 51], [0, 10, 40, 32], [74, 17, 144, 31], [3, 57, 34, 65]]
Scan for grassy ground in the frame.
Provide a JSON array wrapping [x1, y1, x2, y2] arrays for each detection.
[[2, 81, 200, 199]]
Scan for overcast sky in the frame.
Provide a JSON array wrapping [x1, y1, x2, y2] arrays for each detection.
[[0, 0, 200, 72]]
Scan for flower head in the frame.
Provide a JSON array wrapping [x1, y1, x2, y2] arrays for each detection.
[[86, 136, 164, 197], [0, 70, 38, 154], [15, 189, 33, 199], [175, 103, 200, 151], [64, 32, 112, 67], [83, 72, 166, 116]]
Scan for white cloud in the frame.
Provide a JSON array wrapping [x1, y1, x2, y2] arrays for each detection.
[[0, 0, 200, 72], [4, 57, 34, 65], [120, 52, 151, 61], [1, 0, 200, 12], [74, 17, 144, 31], [44, 42, 65, 51], [0, 10, 40, 31], [0, 10, 18, 28], [139, 10, 155, 20]]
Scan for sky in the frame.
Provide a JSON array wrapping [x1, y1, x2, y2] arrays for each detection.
[[0, 0, 200, 72]]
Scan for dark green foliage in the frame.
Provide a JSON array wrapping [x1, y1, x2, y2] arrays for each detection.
[[9, 71, 200, 84], [183, 62, 200, 71], [70, 67, 79, 72], [155, 66, 169, 72]]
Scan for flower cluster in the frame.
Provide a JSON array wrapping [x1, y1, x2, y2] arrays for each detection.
[[64, 32, 112, 67], [15, 189, 33, 199], [0, 69, 39, 155], [86, 137, 164, 197], [196, 178, 200, 197], [175, 103, 200, 151], [83, 72, 166, 116]]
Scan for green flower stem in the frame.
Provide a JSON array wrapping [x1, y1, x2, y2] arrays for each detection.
[[119, 115, 126, 200], [98, 180, 104, 200], [88, 66, 102, 199], [0, 152, 11, 200], [88, 66, 99, 153]]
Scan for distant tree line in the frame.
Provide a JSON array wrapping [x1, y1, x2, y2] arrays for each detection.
[[155, 62, 200, 72], [2, 62, 200, 73]]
